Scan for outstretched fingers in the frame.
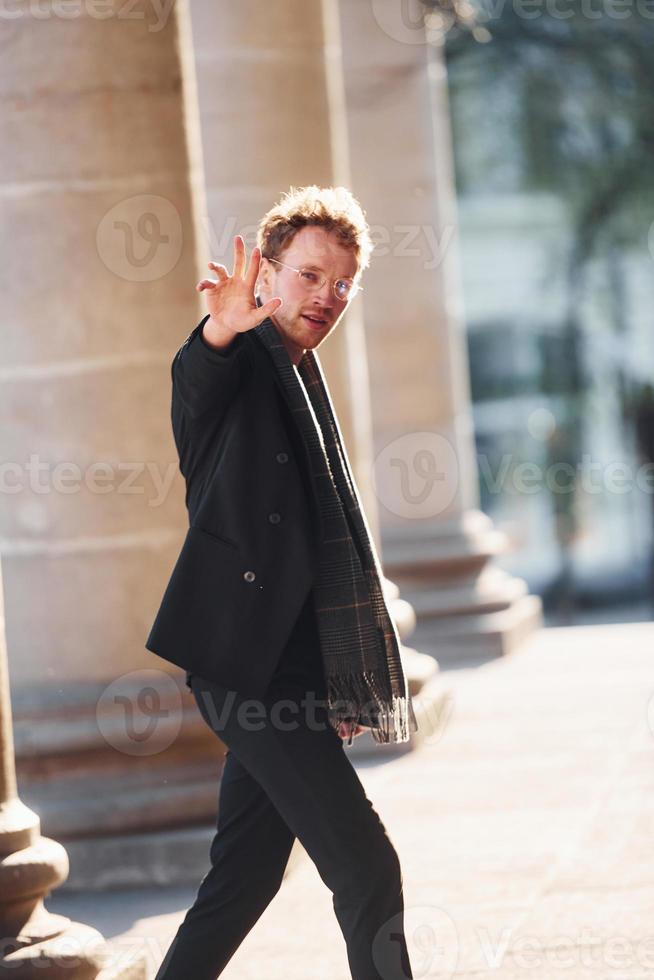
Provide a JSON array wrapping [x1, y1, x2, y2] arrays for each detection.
[[233, 235, 246, 279], [208, 261, 228, 279], [244, 244, 262, 291], [261, 296, 283, 317], [196, 262, 228, 291]]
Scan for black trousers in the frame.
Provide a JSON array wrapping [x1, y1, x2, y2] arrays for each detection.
[[154, 589, 413, 980]]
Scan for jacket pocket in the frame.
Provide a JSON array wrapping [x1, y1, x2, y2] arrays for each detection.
[[191, 524, 240, 551]]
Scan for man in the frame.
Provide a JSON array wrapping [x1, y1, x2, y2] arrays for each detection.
[[149, 186, 417, 979]]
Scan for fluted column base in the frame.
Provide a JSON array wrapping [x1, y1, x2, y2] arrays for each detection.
[[0, 798, 146, 978]]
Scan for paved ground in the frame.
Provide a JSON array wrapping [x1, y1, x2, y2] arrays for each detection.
[[47, 620, 654, 979]]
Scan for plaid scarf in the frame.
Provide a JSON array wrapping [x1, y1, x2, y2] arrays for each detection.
[[253, 306, 418, 746]]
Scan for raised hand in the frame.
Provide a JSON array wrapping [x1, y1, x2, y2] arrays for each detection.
[[195, 235, 282, 334]]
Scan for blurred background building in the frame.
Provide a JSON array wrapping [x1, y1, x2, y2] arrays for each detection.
[[435, 13, 654, 624]]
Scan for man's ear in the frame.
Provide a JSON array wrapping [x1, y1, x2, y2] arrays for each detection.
[[257, 257, 271, 293]]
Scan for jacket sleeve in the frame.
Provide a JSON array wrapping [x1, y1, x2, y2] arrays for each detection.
[[172, 314, 253, 421]]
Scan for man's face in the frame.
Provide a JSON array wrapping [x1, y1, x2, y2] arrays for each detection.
[[257, 226, 360, 362]]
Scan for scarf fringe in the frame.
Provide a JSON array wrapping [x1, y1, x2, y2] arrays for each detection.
[[326, 670, 415, 746]]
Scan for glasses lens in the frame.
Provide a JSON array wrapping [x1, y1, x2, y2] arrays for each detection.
[[335, 280, 355, 301], [299, 269, 322, 288], [295, 268, 357, 301]]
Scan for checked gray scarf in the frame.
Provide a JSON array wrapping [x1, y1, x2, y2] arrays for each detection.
[[253, 308, 419, 746]]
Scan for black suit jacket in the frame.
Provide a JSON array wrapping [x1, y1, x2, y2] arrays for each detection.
[[145, 314, 323, 698]]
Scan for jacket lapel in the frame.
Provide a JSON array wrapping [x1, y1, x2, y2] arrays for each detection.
[[247, 328, 324, 544]]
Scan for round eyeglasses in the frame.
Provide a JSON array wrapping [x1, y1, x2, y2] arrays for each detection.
[[263, 256, 362, 302]]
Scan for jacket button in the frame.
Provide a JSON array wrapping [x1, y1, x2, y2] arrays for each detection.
[[243, 570, 256, 582], [276, 452, 289, 463], [268, 512, 281, 524]]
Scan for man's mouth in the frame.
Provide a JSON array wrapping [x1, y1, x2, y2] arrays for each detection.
[[301, 313, 328, 329]]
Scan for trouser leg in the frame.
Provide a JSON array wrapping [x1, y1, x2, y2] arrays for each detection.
[[186, 674, 413, 980], [153, 745, 295, 980]]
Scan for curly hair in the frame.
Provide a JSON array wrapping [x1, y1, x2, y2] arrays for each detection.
[[256, 185, 373, 273]]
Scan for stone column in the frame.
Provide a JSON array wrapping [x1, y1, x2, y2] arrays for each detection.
[[339, 0, 543, 662], [0, 560, 146, 975], [1, 0, 220, 857]]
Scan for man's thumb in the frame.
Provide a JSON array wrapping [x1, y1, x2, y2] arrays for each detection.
[[263, 296, 283, 316]]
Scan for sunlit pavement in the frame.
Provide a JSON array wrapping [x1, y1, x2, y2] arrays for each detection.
[[47, 621, 654, 979]]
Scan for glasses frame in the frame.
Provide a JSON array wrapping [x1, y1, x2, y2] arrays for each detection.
[[263, 256, 363, 302]]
